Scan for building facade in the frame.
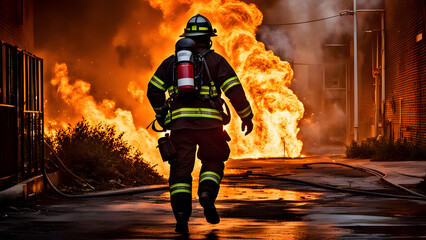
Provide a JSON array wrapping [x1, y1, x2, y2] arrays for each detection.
[[383, 0, 426, 145]]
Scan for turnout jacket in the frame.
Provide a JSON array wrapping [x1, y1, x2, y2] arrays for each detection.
[[147, 47, 253, 130]]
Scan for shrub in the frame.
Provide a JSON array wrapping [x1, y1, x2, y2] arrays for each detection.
[[46, 119, 165, 190], [346, 137, 426, 161]]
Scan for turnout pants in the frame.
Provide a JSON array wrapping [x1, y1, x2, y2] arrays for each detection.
[[169, 127, 230, 222]]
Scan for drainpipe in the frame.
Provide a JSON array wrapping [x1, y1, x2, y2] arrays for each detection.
[[367, 29, 380, 138], [399, 98, 402, 139], [374, 30, 379, 137], [375, 74, 379, 137], [353, 0, 359, 141]]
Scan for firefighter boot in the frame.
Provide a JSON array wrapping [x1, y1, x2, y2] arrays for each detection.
[[175, 212, 189, 234], [171, 193, 192, 233], [199, 191, 220, 224], [198, 171, 221, 224]]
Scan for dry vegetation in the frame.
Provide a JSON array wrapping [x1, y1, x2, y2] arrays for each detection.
[[45, 119, 165, 192]]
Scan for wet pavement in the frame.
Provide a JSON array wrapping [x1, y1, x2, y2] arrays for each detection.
[[1, 154, 426, 240]]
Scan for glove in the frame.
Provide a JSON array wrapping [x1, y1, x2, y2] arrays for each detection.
[[241, 119, 253, 136]]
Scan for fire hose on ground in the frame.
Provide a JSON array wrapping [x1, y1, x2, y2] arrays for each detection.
[[44, 141, 426, 201], [43, 141, 168, 198], [43, 170, 168, 198], [226, 173, 426, 202], [224, 161, 426, 201], [302, 162, 426, 198]]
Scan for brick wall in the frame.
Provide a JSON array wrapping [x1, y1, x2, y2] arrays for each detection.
[[385, 0, 426, 145], [0, 0, 34, 51]]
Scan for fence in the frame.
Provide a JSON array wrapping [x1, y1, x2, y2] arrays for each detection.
[[0, 41, 43, 190]]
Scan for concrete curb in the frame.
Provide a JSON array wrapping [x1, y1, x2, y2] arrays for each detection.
[[0, 175, 44, 206]]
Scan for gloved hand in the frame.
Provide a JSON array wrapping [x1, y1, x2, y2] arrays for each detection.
[[241, 119, 253, 136]]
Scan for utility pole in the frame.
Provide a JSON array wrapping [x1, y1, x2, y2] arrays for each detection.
[[340, 5, 385, 142]]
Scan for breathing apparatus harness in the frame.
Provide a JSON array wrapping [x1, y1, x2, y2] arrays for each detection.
[[147, 38, 230, 133]]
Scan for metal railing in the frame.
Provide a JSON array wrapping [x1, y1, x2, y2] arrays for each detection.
[[0, 41, 44, 190]]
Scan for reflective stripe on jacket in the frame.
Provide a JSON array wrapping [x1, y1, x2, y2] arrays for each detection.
[[164, 108, 222, 125]]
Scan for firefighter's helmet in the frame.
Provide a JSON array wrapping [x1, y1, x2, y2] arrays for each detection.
[[180, 14, 217, 37]]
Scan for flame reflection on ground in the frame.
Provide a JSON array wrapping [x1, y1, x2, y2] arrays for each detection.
[[218, 184, 321, 202]]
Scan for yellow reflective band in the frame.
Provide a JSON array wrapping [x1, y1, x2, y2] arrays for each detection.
[[199, 27, 209, 31], [199, 171, 221, 185], [220, 76, 240, 93], [201, 171, 221, 179], [150, 75, 166, 91], [241, 110, 252, 119], [170, 183, 191, 189], [192, 25, 197, 31], [200, 177, 219, 185], [199, 85, 218, 97], [170, 189, 191, 196], [220, 76, 238, 89], [238, 105, 252, 119], [200, 86, 210, 95], [164, 108, 222, 125], [170, 183, 191, 196]]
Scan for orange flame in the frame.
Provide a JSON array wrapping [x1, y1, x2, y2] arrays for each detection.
[[49, 63, 167, 175], [128, 81, 145, 104]]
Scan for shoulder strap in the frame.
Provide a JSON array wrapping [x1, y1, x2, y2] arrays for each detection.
[[198, 50, 218, 98], [198, 50, 231, 125]]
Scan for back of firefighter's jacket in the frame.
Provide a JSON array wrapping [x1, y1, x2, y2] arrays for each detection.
[[147, 48, 253, 131]]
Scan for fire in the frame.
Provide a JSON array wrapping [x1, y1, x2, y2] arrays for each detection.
[[128, 81, 145, 104], [47, 0, 304, 177], [49, 63, 167, 175], [147, 0, 304, 157]]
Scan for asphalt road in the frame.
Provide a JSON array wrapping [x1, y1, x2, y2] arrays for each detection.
[[1, 155, 426, 240]]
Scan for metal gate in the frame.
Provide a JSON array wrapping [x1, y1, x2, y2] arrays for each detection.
[[0, 41, 44, 190]]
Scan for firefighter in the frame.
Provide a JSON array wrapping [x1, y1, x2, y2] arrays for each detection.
[[147, 14, 253, 234]]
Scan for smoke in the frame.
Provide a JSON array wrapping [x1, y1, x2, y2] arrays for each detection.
[[256, 26, 294, 63], [35, 0, 171, 127], [255, 0, 383, 153]]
